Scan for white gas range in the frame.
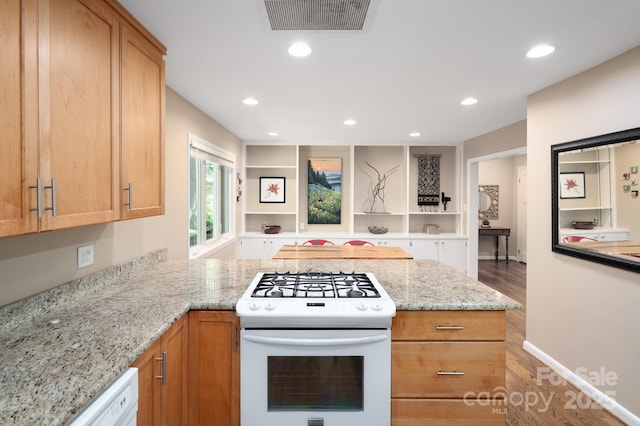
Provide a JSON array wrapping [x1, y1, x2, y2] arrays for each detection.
[[236, 271, 396, 426]]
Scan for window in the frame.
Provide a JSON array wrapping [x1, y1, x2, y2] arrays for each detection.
[[188, 133, 235, 258]]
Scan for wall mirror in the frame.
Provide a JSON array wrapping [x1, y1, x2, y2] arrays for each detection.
[[478, 185, 499, 220], [551, 127, 640, 273]]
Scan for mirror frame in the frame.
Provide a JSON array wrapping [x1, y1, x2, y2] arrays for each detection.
[[551, 126, 640, 273]]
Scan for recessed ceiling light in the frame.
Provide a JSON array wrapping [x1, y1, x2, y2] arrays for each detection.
[[267, 132, 278, 136], [344, 119, 357, 126], [409, 132, 421, 137], [242, 97, 259, 106], [526, 44, 555, 58], [288, 42, 312, 57], [460, 97, 478, 106]]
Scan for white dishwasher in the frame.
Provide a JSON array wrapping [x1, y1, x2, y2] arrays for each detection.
[[67, 367, 138, 426]]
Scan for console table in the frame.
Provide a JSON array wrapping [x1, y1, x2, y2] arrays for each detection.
[[479, 227, 511, 261]]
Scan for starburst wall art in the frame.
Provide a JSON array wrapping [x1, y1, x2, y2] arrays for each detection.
[[259, 177, 285, 203], [560, 172, 585, 199]]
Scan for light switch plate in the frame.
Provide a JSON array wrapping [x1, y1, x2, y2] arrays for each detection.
[[78, 245, 94, 268]]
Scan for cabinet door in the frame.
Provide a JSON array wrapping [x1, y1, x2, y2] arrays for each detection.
[[437, 239, 467, 273], [408, 240, 439, 260], [161, 315, 188, 426], [120, 23, 165, 219], [132, 338, 162, 426], [189, 311, 240, 426], [39, 0, 120, 231], [0, 0, 38, 237]]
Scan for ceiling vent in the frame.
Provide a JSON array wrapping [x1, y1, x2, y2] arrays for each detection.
[[261, 0, 374, 31]]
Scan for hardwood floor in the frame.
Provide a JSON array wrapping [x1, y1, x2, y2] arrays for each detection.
[[477, 260, 626, 426]]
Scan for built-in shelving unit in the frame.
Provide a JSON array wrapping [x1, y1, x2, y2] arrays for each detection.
[[242, 143, 463, 236], [557, 147, 615, 228], [240, 142, 467, 270]]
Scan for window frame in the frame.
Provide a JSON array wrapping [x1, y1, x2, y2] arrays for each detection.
[[188, 133, 236, 259]]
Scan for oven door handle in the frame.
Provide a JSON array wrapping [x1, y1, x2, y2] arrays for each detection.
[[242, 334, 388, 347]]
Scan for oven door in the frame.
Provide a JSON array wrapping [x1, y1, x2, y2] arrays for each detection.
[[240, 328, 391, 426]]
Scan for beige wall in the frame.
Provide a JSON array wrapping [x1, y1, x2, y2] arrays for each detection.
[[464, 120, 527, 159], [527, 45, 640, 416], [0, 87, 242, 307]]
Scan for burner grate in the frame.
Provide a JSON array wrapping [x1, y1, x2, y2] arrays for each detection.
[[251, 271, 381, 298]]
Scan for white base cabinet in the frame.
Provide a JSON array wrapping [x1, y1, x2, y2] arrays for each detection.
[[407, 238, 467, 273], [239, 235, 298, 259], [559, 228, 630, 242], [239, 234, 467, 274]]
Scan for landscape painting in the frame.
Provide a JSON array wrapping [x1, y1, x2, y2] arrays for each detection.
[[308, 158, 342, 224]]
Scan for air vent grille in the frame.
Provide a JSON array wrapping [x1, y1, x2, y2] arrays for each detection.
[[263, 0, 372, 31]]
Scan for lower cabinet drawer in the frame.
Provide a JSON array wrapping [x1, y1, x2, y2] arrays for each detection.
[[392, 398, 505, 426], [392, 341, 505, 398]]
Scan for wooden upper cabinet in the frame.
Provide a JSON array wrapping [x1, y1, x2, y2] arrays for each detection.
[[120, 22, 165, 219], [0, 0, 38, 237], [38, 0, 120, 231], [0, 0, 166, 238]]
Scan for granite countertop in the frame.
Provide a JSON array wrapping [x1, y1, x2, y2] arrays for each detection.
[[0, 251, 520, 425]]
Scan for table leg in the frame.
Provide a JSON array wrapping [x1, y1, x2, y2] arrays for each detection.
[[495, 236, 499, 261], [505, 236, 509, 262]]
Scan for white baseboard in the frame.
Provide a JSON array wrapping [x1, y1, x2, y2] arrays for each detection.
[[523, 340, 640, 425]]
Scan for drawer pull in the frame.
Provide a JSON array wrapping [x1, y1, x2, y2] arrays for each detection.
[[435, 325, 464, 330], [437, 370, 465, 376]]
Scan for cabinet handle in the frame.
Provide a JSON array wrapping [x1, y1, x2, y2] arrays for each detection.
[[123, 183, 132, 210], [44, 179, 57, 217], [233, 323, 238, 352], [29, 178, 43, 218], [155, 351, 167, 385], [435, 325, 464, 330], [437, 370, 465, 376]]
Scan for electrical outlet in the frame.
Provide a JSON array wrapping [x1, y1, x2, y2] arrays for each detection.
[[78, 245, 94, 268]]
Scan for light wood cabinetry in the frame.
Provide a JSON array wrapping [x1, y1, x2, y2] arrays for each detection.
[[0, 0, 37, 236], [188, 311, 240, 426], [0, 0, 165, 238], [120, 22, 165, 219], [391, 311, 506, 425], [133, 314, 189, 426]]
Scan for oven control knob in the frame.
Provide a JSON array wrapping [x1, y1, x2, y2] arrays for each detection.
[[265, 302, 276, 311], [249, 302, 260, 311], [356, 302, 368, 311], [372, 303, 383, 311]]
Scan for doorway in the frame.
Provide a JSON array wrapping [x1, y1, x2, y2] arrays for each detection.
[[466, 147, 527, 279]]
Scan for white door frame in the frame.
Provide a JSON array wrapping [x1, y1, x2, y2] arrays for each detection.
[[466, 147, 527, 279]]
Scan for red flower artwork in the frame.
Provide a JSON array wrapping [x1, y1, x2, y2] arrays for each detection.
[[564, 178, 579, 191], [260, 177, 285, 202], [266, 183, 280, 196]]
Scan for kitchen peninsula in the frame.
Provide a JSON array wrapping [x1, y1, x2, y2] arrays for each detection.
[[0, 250, 520, 425]]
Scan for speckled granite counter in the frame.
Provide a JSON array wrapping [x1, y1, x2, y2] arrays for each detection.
[[0, 251, 520, 425]]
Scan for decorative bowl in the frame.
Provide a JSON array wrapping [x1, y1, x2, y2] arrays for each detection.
[[368, 226, 388, 234], [571, 221, 594, 230], [264, 225, 281, 234]]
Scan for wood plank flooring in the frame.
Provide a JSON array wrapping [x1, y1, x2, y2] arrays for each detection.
[[477, 260, 626, 426]]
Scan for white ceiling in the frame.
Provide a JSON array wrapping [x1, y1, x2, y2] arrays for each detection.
[[118, 0, 640, 145]]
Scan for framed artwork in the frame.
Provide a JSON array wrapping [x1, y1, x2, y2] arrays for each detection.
[[259, 177, 285, 203], [560, 172, 585, 199], [308, 158, 342, 224]]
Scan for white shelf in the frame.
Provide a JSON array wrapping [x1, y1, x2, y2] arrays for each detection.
[[245, 211, 296, 215], [245, 165, 297, 169], [559, 160, 610, 164], [409, 211, 461, 215], [559, 207, 612, 211], [354, 212, 405, 216]]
